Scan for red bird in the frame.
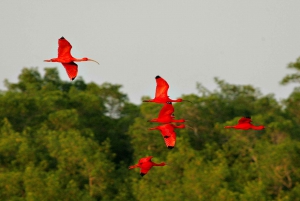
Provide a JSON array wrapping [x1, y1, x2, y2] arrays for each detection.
[[148, 102, 185, 123], [44, 37, 99, 81], [129, 156, 166, 176], [224, 116, 265, 130], [149, 123, 185, 149], [143, 76, 190, 103]]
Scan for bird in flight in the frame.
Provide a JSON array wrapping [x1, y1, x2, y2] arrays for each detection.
[[224, 116, 265, 130], [148, 102, 185, 123], [143, 76, 191, 103], [149, 123, 185, 149], [44, 36, 99, 81], [129, 156, 166, 176]]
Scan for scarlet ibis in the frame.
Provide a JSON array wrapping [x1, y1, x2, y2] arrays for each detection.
[[149, 123, 185, 149], [44, 37, 99, 81], [224, 116, 265, 130], [143, 76, 191, 103], [128, 156, 166, 176], [148, 102, 185, 123]]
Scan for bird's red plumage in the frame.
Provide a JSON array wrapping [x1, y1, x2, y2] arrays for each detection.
[[62, 62, 78, 81], [238, 117, 252, 124], [143, 76, 184, 103], [58, 37, 73, 59], [149, 123, 185, 148], [157, 102, 174, 118], [149, 102, 185, 123], [129, 156, 166, 176], [44, 37, 99, 81], [155, 77, 169, 100], [224, 117, 265, 130]]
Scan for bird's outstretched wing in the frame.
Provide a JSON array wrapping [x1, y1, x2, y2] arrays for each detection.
[[163, 131, 176, 148], [58, 37, 72, 58], [157, 102, 174, 119], [238, 117, 252, 124], [157, 124, 175, 147], [62, 62, 78, 80], [155, 76, 169, 99]]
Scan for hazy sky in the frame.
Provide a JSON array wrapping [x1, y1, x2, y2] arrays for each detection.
[[1, 1, 300, 103]]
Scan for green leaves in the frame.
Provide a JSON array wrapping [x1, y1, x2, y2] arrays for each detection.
[[1, 65, 300, 200], [281, 57, 300, 85]]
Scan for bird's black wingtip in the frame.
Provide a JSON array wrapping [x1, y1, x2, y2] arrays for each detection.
[[155, 75, 161, 79], [71, 77, 75, 81], [140, 173, 146, 177], [167, 146, 174, 149], [60, 36, 65, 39]]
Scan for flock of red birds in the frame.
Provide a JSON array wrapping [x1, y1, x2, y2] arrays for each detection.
[[44, 37, 266, 177]]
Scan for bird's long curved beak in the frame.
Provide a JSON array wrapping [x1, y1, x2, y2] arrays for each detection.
[[186, 125, 194, 130], [183, 100, 193, 103], [88, 59, 100, 64]]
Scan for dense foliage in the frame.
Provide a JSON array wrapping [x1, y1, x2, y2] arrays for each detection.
[[1, 63, 300, 200]]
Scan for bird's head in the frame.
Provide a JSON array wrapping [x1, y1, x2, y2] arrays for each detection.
[[176, 98, 183, 102]]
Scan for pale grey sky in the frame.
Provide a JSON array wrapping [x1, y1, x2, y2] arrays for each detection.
[[1, 0, 300, 103]]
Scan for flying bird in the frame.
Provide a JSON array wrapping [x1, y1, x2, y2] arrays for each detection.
[[148, 102, 185, 123], [44, 36, 99, 81], [149, 123, 185, 149], [224, 116, 265, 130], [143, 76, 191, 103], [129, 156, 166, 176]]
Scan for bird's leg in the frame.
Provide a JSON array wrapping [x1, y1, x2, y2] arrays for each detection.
[[147, 118, 157, 122], [224, 126, 234, 129]]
